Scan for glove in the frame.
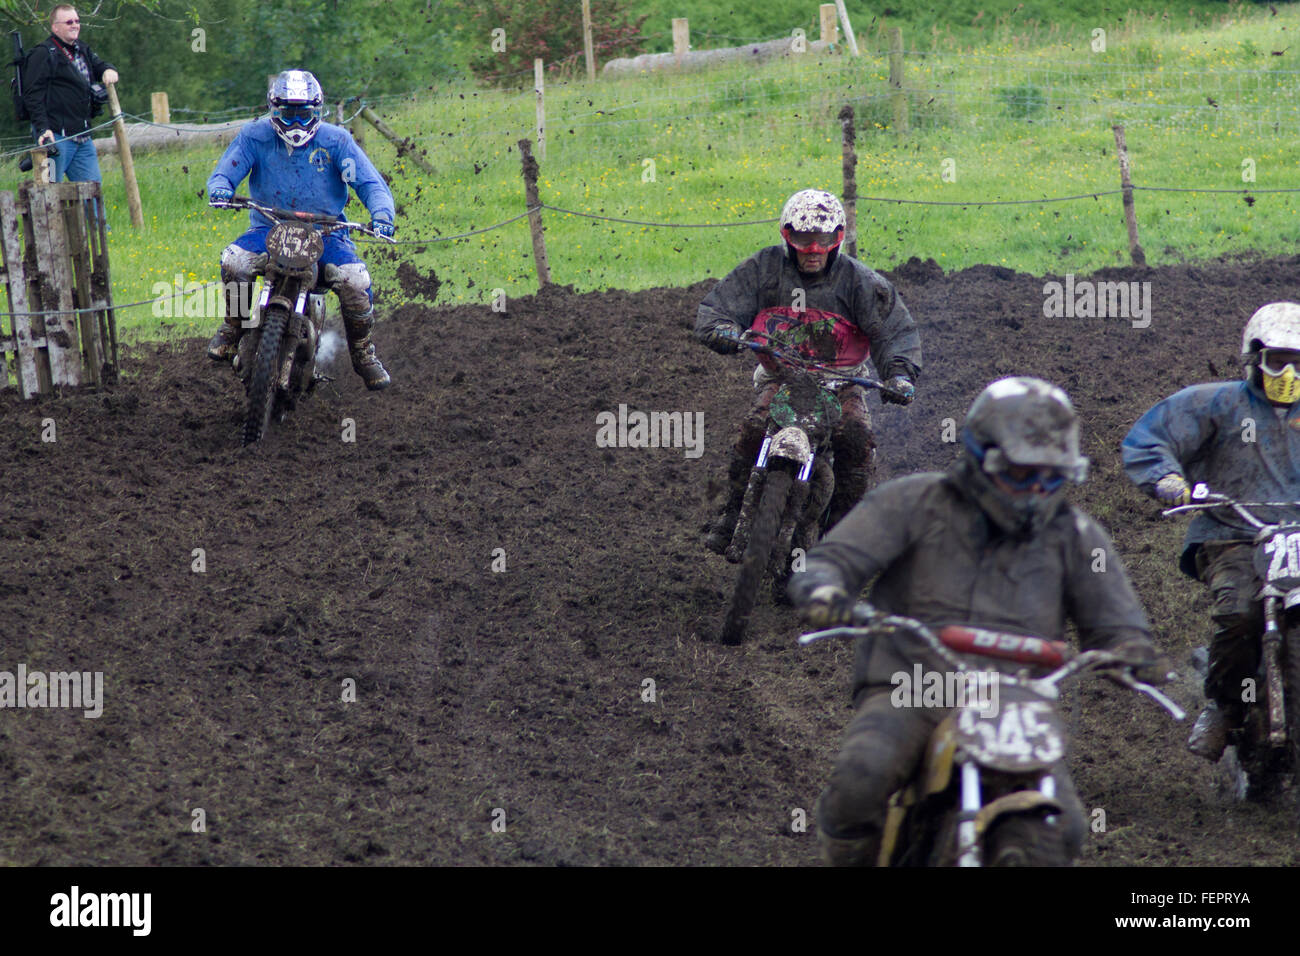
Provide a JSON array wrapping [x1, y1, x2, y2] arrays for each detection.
[[880, 375, 915, 405], [1107, 639, 1175, 686], [209, 186, 234, 208], [371, 219, 396, 239], [800, 585, 855, 629], [702, 323, 744, 355], [1154, 473, 1191, 506]]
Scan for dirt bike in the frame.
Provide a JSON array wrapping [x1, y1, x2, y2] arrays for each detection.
[[216, 195, 392, 446], [801, 604, 1184, 866], [1165, 483, 1300, 802], [717, 331, 888, 645]]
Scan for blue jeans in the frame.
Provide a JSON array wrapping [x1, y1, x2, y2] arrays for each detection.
[[50, 133, 101, 183], [48, 133, 106, 229]]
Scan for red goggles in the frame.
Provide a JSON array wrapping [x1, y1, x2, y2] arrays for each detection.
[[782, 226, 843, 255]]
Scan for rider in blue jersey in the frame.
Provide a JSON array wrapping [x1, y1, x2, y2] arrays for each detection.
[[205, 70, 397, 390]]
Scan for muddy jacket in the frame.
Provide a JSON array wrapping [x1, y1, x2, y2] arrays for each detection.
[[207, 119, 395, 230], [1123, 380, 1300, 576], [695, 246, 921, 384], [788, 467, 1154, 700]]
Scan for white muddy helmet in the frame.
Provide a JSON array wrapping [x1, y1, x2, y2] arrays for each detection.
[[780, 189, 846, 267], [1242, 302, 1300, 405]]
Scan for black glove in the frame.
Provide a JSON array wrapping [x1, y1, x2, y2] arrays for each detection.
[[880, 375, 915, 405], [702, 323, 744, 355], [799, 585, 856, 629], [1108, 638, 1175, 686]]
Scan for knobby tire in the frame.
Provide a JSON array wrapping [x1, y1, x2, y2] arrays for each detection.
[[243, 308, 288, 447], [721, 466, 793, 645], [983, 814, 1067, 867]]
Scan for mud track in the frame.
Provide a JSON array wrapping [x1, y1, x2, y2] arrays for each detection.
[[2, 256, 1299, 865]]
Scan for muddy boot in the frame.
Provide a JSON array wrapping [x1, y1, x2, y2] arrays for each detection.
[[818, 827, 878, 867], [206, 319, 243, 362], [343, 310, 391, 391], [1187, 702, 1229, 762], [705, 457, 751, 555]]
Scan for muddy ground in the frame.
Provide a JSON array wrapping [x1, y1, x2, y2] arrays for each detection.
[[2, 254, 1299, 866]]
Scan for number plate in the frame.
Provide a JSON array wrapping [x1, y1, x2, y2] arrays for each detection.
[[266, 222, 323, 271], [955, 698, 1065, 772], [1254, 523, 1300, 590]]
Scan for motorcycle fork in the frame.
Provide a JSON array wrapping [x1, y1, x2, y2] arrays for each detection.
[[957, 761, 981, 867], [1261, 596, 1288, 745], [726, 437, 773, 562], [768, 455, 814, 583]]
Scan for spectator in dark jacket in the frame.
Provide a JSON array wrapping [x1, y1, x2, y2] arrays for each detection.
[[22, 5, 117, 183]]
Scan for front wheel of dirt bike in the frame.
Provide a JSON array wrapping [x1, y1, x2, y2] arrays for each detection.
[[983, 814, 1067, 867], [721, 464, 794, 645], [243, 307, 288, 447]]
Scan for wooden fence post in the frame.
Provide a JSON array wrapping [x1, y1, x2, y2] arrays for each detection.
[[347, 98, 366, 147], [360, 106, 435, 175], [105, 83, 144, 227], [835, 0, 860, 55], [1112, 124, 1146, 266], [518, 138, 551, 288], [582, 0, 596, 81], [820, 4, 839, 45], [673, 18, 689, 66], [840, 105, 857, 259], [150, 91, 170, 125], [534, 58, 546, 161], [889, 28, 909, 134]]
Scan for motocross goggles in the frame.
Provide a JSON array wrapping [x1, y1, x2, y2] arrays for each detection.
[[782, 226, 844, 255], [273, 103, 322, 127], [1256, 348, 1300, 377], [963, 431, 1068, 493]]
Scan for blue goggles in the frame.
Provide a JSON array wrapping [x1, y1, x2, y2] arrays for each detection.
[[963, 431, 1068, 493], [274, 104, 319, 126]]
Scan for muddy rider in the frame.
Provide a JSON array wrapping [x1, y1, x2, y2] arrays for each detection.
[[205, 70, 396, 390], [789, 377, 1170, 865], [1123, 302, 1300, 762], [695, 189, 921, 553]]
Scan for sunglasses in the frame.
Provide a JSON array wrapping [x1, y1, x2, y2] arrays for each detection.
[[1257, 348, 1300, 377], [60, 18, 80, 25], [781, 226, 843, 255]]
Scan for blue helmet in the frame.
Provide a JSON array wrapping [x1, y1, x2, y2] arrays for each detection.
[[268, 70, 324, 148]]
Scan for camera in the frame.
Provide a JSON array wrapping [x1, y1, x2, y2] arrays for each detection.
[[89, 82, 108, 117], [17, 140, 59, 172]]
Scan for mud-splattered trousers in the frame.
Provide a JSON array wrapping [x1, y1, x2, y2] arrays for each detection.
[[220, 233, 376, 341], [787, 469, 1157, 865], [1123, 381, 1300, 715]]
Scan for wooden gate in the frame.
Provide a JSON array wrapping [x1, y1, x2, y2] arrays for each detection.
[[0, 180, 117, 399]]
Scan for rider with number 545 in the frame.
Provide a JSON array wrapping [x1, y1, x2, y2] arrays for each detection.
[[205, 70, 397, 391], [790, 378, 1170, 866]]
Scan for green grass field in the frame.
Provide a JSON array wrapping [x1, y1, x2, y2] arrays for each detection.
[[3, 0, 1299, 343]]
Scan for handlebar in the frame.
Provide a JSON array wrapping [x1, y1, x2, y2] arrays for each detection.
[[799, 603, 1184, 720], [721, 329, 887, 391], [212, 195, 395, 242], [1161, 482, 1300, 529]]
